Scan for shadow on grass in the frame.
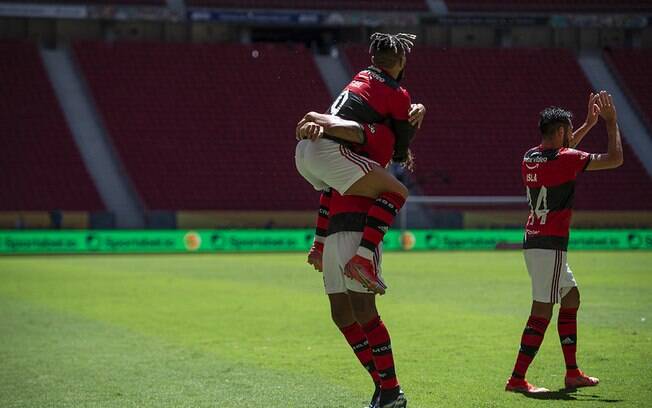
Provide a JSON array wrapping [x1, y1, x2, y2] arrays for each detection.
[[521, 388, 623, 403]]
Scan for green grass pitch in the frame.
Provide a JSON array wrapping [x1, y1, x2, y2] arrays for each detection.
[[1, 251, 650, 407]]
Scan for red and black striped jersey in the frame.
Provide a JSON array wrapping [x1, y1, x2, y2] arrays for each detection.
[[328, 123, 395, 234], [522, 145, 593, 251], [328, 66, 414, 162]]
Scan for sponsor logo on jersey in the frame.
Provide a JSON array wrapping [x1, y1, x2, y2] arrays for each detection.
[[367, 70, 386, 83]]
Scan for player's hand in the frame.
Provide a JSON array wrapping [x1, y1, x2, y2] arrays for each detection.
[[598, 91, 617, 123], [584, 92, 601, 128], [408, 103, 426, 129], [307, 244, 323, 272], [298, 122, 324, 141], [296, 112, 319, 140]]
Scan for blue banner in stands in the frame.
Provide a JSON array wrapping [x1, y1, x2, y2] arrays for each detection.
[[188, 9, 322, 25]]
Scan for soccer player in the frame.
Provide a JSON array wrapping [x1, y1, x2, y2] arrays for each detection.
[[295, 32, 424, 294], [297, 115, 408, 408], [506, 91, 623, 393]]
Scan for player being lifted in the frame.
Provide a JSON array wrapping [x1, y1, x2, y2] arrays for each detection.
[[295, 32, 425, 294], [297, 116, 410, 408], [506, 91, 623, 394]]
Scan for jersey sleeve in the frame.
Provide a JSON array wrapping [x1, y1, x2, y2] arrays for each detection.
[[564, 148, 593, 175], [389, 88, 416, 162]]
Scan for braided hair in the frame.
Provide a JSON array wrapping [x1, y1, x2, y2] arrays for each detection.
[[368, 32, 416, 69]]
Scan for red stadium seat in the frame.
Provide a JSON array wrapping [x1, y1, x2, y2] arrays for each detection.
[[0, 41, 104, 211], [344, 46, 652, 210], [73, 41, 330, 210]]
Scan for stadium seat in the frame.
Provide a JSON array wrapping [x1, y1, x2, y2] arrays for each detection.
[[73, 41, 330, 210], [344, 46, 652, 210], [186, 0, 428, 11], [0, 41, 104, 211], [444, 0, 652, 12], [605, 49, 652, 131]]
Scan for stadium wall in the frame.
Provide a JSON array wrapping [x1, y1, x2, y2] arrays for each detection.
[[1, 229, 651, 254]]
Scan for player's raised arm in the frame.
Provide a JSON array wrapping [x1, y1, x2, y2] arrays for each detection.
[[586, 92, 624, 171], [569, 93, 601, 148]]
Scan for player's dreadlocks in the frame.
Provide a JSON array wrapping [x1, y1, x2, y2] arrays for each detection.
[[368, 32, 416, 69]]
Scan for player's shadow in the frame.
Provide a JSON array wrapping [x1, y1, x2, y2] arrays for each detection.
[[521, 388, 623, 403]]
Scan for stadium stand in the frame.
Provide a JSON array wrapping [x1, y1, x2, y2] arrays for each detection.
[[0, 41, 104, 211], [73, 41, 330, 210], [2, 0, 165, 4], [605, 49, 652, 131], [344, 46, 652, 210], [444, 0, 652, 12], [186, 0, 428, 11]]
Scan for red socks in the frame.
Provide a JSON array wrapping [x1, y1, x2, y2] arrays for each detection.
[[357, 192, 405, 260], [511, 315, 550, 379], [313, 189, 332, 248], [340, 322, 381, 385], [558, 307, 579, 376], [362, 316, 399, 391]]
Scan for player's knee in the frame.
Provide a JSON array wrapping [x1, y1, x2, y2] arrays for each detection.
[[330, 303, 354, 328], [349, 295, 378, 324], [562, 287, 581, 309], [394, 181, 409, 199], [531, 301, 553, 320]]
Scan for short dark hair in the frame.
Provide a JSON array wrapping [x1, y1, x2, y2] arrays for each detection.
[[369, 32, 416, 69], [539, 107, 573, 137]]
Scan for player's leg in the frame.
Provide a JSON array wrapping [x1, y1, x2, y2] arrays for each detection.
[[307, 189, 332, 271], [349, 293, 405, 408], [343, 167, 407, 295], [323, 234, 382, 397], [348, 242, 406, 408], [297, 138, 401, 293], [506, 249, 560, 393], [557, 256, 599, 389], [295, 139, 331, 191]]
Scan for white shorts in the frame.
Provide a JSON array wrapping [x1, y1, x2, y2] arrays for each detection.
[[524, 249, 577, 304], [295, 138, 379, 193], [322, 231, 384, 295]]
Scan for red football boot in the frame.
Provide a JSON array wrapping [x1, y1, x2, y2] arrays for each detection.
[[344, 255, 386, 295], [565, 370, 599, 389], [505, 377, 549, 394]]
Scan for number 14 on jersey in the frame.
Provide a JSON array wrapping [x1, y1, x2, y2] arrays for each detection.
[[526, 186, 549, 225]]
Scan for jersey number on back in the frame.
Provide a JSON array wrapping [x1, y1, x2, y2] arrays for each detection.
[[526, 186, 549, 225], [329, 90, 350, 115]]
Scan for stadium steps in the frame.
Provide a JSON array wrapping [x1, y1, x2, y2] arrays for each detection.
[[577, 50, 652, 177], [40, 46, 145, 228], [426, 0, 448, 13], [313, 48, 350, 99]]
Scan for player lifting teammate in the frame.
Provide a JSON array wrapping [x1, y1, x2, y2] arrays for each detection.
[[506, 91, 623, 394], [295, 32, 425, 294], [297, 116, 410, 408]]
